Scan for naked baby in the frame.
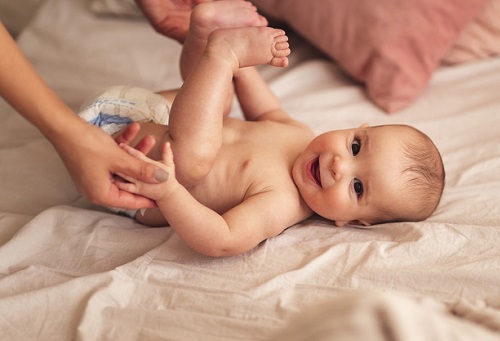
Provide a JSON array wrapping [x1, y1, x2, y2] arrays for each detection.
[[80, 1, 445, 257]]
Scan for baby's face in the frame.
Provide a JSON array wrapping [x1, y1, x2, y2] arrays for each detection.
[[292, 125, 411, 226]]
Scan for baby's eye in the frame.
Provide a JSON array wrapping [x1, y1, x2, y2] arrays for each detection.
[[353, 178, 364, 198], [351, 137, 361, 156]]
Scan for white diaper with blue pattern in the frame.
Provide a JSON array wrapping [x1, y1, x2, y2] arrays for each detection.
[[79, 86, 171, 135]]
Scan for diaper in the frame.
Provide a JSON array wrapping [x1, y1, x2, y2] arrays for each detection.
[[79, 86, 171, 135]]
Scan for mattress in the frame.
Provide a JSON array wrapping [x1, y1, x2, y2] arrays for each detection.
[[0, 0, 499, 339]]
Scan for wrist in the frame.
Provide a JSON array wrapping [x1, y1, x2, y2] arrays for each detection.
[[155, 180, 184, 207], [42, 110, 88, 147]]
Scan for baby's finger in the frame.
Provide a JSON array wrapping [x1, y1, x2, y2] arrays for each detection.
[[162, 142, 176, 170], [115, 171, 135, 184], [115, 179, 139, 194]]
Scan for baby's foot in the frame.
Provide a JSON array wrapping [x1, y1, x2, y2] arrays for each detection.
[[207, 27, 290, 69], [190, 1, 268, 42]]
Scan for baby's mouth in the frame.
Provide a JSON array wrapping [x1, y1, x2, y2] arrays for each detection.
[[310, 157, 322, 187]]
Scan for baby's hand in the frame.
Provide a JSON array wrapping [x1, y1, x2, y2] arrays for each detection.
[[115, 142, 179, 201]]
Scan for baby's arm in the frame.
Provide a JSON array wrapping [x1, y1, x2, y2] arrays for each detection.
[[116, 142, 293, 257]]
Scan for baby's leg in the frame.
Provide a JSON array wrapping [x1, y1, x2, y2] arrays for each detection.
[[169, 27, 289, 185], [233, 67, 283, 121], [181, 0, 268, 80], [226, 28, 290, 121], [180, 1, 268, 117]]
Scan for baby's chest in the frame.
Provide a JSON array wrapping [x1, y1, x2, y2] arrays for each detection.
[[189, 148, 294, 215]]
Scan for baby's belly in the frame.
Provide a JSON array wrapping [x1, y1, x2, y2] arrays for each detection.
[[187, 169, 249, 215], [189, 146, 263, 214]]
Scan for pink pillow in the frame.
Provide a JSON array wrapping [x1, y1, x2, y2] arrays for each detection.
[[442, 0, 500, 65], [252, 0, 486, 112]]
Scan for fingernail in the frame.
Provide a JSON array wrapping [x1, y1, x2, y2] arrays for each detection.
[[154, 169, 169, 182]]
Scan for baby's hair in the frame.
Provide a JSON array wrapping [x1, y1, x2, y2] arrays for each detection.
[[399, 127, 445, 221], [372, 125, 445, 224]]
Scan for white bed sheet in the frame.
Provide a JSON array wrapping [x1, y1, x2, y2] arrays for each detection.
[[0, 0, 499, 339]]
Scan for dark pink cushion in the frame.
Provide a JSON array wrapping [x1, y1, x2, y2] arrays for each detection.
[[253, 0, 486, 112]]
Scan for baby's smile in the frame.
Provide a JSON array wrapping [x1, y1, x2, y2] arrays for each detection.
[[308, 157, 322, 187]]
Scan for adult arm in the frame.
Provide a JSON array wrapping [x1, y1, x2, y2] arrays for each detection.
[[0, 23, 166, 209]]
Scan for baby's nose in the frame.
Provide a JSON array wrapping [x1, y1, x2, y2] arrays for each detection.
[[331, 155, 346, 180]]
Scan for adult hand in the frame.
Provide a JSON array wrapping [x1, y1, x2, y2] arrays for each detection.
[[135, 0, 213, 43], [52, 119, 167, 209]]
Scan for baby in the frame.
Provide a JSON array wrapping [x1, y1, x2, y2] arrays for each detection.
[[80, 1, 445, 257]]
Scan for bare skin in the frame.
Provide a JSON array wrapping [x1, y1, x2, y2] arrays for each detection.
[[180, 1, 268, 79], [116, 2, 314, 257], [115, 1, 443, 257]]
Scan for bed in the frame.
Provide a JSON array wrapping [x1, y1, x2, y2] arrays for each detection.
[[0, 0, 499, 339]]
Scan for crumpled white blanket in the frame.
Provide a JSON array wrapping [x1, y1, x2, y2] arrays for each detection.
[[273, 292, 500, 341]]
